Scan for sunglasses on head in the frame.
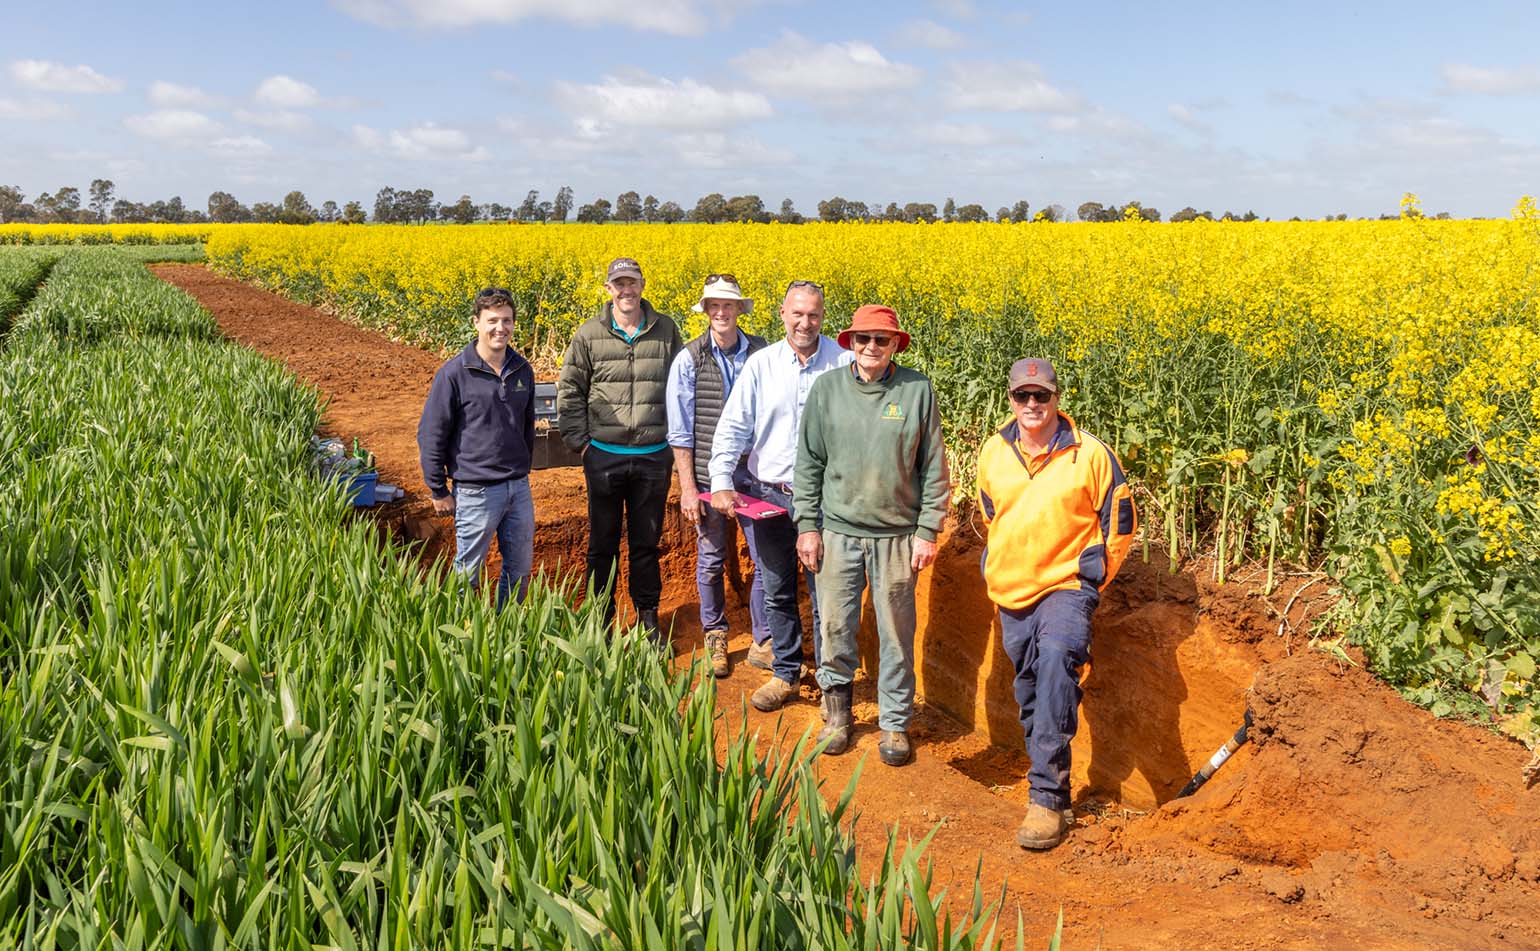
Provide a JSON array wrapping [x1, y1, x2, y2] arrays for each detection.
[[704, 273, 739, 287], [1011, 388, 1055, 404], [851, 332, 893, 348], [786, 279, 823, 293], [475, 286, 512, 297]]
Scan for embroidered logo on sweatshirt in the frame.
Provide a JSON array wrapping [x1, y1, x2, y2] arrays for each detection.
[[880, 402, 905, 420]]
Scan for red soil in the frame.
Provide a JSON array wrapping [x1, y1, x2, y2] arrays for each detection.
[[155, 264, 1540, 950]]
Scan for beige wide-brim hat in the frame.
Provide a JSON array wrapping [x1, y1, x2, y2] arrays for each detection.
[[692, 277, 754, 314]]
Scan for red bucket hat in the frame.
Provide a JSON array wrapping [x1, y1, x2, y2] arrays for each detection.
[[837, 304, 911, 353]]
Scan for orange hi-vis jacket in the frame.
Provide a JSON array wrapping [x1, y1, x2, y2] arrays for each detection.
[[976, 414, 1137, 611]]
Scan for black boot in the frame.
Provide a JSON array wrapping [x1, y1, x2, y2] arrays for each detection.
[[877, 730, 911, 767], [639, 609, 666, 649], [816, 684, 853, 755]]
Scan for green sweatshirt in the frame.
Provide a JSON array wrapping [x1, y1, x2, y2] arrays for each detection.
[[794, 363, 950, 542]]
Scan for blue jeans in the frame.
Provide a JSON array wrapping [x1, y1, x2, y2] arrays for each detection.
[[748, 479, 821, 683], [998, 589, 1097, 811], [452, 477, 534, 610], [814, 531, 917, 731], [695, 465, 768, 642]]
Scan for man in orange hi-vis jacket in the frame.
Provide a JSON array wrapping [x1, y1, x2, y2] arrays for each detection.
[[975, 357, 1136, 851]]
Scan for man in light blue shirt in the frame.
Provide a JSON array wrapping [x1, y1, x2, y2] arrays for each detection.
[[666, 274, 770, 678], [710, 280, 853, 712]]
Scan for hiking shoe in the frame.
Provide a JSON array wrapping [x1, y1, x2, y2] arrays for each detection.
[[816, 684, 853, 755], [704, 631, 730, 678], [877, 730, 911, 767], [745, 640, 774, 671], [1016, 802, 1070, 851], [749, 675, 797, 712]]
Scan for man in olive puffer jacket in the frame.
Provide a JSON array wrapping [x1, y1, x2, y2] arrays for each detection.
[[557, 257, 684, 641]]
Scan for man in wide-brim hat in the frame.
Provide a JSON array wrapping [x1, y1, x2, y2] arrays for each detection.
[[665, 274, 772, 677], [793, 304, 950, 767]]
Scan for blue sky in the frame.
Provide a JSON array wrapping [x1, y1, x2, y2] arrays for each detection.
[[3, 0, 1538, 218]]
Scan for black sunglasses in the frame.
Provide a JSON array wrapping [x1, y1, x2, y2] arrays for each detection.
[[851, 332, 894, 348], [786, 279, 823, 293], [1010, 388, 1055, 404], [475, 286, 512, 297]]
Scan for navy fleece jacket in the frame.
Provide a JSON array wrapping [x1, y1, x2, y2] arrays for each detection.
[[417, 341, 536, 498]]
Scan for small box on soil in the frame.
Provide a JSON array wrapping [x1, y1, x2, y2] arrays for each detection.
[[344, 471, 378, 506]]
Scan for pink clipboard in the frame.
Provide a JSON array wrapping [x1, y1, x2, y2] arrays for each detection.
[[733, 492, 788, 520]]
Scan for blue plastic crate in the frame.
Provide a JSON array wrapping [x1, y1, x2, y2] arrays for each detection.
[[344, 471, 378, 506]]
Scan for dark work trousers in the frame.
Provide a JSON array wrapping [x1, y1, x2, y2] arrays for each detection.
[[998, 588, 1098, 811], [749, 479, 821, 684], [582, 446, 673, 625]]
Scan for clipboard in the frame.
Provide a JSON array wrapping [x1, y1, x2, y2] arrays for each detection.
[[733, 492, 788, 520]]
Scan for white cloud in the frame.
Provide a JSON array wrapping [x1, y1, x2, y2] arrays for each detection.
[[944, 61, 1081, 113], [207, 135, 273, 157], [150, 80, 217, 107], [9, 59, 122, 93], [255, 75, 322, 108], [557, 74, 772, 130], [353, 124, 385, 148], [1441, 63, 1540, 95], [1044, 109, 1146, 140], [333, 0, 712, 35], [929, 0, 976, 18], [0, 96, 68, 120], [1168, 104, 1211, 135], [1383, 116, 1493, 151], [668, 131, 794, 168], [387, 122, 490, 160], [124, 109, 223, 140], [234, 108, 312, 131], [913, 121, 1016, 148], [893, 19, 965, 50], [733, 33, 921, 103]]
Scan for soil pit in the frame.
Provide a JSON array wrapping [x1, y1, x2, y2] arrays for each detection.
[[155, 264, 1540, 950]]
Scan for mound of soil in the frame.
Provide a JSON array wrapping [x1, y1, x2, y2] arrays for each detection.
[[154, 264, 1539, 950], [1120, 651, 1540, 943]]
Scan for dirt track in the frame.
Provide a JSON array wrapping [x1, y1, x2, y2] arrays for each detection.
[[156, 264, 1540, 950]]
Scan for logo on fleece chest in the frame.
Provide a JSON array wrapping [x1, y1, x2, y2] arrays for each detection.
[[879, 402, 905, 421]]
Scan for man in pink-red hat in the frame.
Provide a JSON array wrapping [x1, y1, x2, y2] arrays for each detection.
[[793, 304, 950, 767]]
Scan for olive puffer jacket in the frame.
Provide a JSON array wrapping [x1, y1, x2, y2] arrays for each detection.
[[557, 299, 684, 452]]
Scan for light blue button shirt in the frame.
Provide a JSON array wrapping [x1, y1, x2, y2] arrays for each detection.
[[708, 335, 854, 492], [665, 330, 753, 449]]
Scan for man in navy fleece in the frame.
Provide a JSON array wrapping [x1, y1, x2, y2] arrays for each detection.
[[417, 286, 536, 608]]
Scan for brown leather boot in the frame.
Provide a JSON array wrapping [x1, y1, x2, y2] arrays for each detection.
[[745, 640, 774, 671], [1016, 802, 1069, 850], [704, 631, 730, 678], [749, 675, 797, 712]]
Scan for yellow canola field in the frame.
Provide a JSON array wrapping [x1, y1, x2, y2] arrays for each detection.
[[0, 223, 213, 245], [202, 213, 1540, 737]]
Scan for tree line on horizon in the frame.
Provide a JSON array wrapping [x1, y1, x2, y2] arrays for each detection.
[[0, 181, 1446, 226]]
